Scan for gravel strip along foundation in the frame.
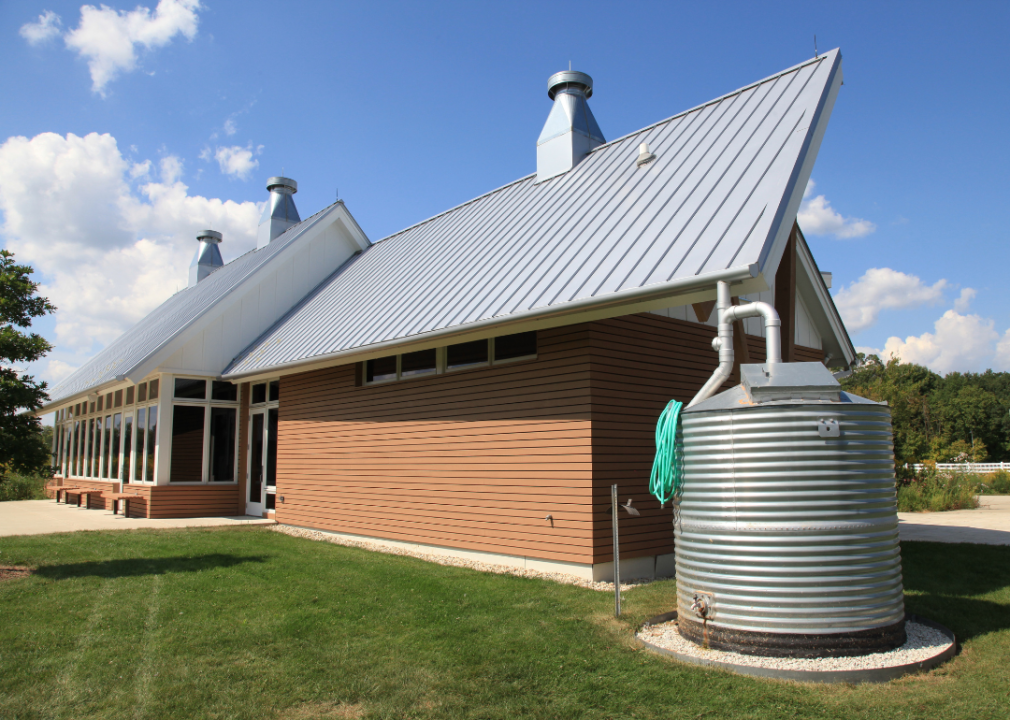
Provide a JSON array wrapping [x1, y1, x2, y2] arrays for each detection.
[[637, 613, 956, 683], [272, 525, 663, 592]]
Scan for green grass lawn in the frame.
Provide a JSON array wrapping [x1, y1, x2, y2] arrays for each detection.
[[1, 528, 1008, 720]]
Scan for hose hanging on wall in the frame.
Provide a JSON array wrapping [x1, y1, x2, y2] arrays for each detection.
[[649, 399, 684, 508]]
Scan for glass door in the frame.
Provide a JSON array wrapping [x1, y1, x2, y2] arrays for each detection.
[[247, 411, 265, 516], [247, 408, 278, 516]]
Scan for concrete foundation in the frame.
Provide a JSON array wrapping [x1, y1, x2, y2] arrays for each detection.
[[289, 525, 675, 583]]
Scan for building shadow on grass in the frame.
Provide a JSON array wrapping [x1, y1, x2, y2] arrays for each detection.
[[902, 541, 1010, 642], [35, 554, 269, 580]]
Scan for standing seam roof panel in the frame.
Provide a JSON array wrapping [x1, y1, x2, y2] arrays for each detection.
[[224, 51, 840, 377]]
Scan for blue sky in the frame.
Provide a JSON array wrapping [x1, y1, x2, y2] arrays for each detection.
[[2, 0, 1009, 402]]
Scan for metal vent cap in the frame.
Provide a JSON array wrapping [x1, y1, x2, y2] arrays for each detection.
[[196, 230, 223, 243], [266, 176, 297, 194], [547, 70, 593, 99]]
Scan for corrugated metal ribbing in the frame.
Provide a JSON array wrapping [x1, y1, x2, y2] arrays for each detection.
[[676, 403, 904, 635], [226, 51, 840, 377]]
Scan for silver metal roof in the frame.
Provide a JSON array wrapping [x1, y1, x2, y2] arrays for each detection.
[[46, 203, 344, 406], [225, 51, 843, 378]]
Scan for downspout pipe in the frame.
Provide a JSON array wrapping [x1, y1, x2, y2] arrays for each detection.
[[687, 281, 782, 408]]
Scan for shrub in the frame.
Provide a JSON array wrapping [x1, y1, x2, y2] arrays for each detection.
[[897, 466, 980, 512], [979, 470, 1010, 495], [0, 472, 51, 502]]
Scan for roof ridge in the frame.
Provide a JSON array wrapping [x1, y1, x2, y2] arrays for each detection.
[[589, 52, 834, 155], [367, 52, 833, 250]]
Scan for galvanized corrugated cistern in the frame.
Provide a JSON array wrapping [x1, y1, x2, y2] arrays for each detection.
[[676, 362, 905, 657]]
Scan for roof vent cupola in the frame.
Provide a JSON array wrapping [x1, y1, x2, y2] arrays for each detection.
[[536, 70, 605, 183], [189, 230, 224, 287], [257, 176, 301, 249]]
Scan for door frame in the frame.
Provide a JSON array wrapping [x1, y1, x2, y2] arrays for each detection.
[[246, 379, 280, 517]]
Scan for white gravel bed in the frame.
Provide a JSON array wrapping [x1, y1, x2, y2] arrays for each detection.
[[637, 619, 953, 672], [272, 525, 664, 592]]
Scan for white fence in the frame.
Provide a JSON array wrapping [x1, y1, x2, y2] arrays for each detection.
[[911, 462, 1010, 474]]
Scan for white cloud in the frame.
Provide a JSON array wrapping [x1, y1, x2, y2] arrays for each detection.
[[995, 331, 1010, 371], [798, 180, 876, 239], [833, 268, 947, 334], [0, 131, 261, 384], [129, 159, 152, 180], [864, 310, 999, 374], [953, 288, 976, 313], [20, 10, 63, 45], [45, 359, 79, 384], [63, 0, 202, 95], [223, 118, 237, 136], [213, 144, 262, 180]]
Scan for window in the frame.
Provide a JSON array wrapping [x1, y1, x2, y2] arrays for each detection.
[[122, 413, 133, 483], [170, 405, 204, 482], [252, 383, 267, 404], [494, 331, 537, 362], [97, 396, 103, 412], [87, 418, 96, 477], [114, 390, 123, 408], [102, 415, 112, 478], [149, 379, 159, 399], [137, 383, 147, 403], [266, 408, 278, 489], [126, 386, 134, 405], [401, 349, 437, 378], [111, 413, 122, 480], [174, 378, 206, 400], [168, 376, 239, 483], [361, 332, 538, 386], [71, 421, 79, 477], [134, 407, 147, 482], [269, 381, 280, 402], [90, 402, 96, 414], [79, 420, 87, 476], [211, 381, 238, 402], [447, 340, 488, 370], [365, 356, 397, 383], [145, 409, 157, 482], [209, 408, 237, 482]]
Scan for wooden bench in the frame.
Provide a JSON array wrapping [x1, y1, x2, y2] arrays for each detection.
[[65, 488, 106, 509], [103, 492, 141, 517], [52, 486, 80, 503]]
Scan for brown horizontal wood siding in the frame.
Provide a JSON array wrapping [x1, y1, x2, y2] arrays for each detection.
[[275, 316, 825, 567], [276, 325, 596, 563], [588, 312, 824, 563], [123, 484, 241, 519], [53, 479, 120, 510]]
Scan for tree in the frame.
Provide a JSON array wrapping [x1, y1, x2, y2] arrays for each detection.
[[0, 250, 56, 477], [841, 355, 1010, 467], [841, 356, 939, 467]]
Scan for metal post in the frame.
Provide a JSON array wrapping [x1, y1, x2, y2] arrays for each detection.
[[612, 483, 620, 617]]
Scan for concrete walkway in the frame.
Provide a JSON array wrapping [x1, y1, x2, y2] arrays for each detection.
[[0, 500, 275, 537], [898, 495, 1010, 545]]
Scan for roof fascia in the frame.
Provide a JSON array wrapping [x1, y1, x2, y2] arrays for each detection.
[[224, 263, 760, 382], [37, 378, 121, 415], [333, 201, 371, 250], [794, 229, 855, 366], [758, 49, 844, 282], [125, 202, 350, 383]]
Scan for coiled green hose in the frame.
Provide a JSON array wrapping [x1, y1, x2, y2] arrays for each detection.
[[649, 399, 684, 508]]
